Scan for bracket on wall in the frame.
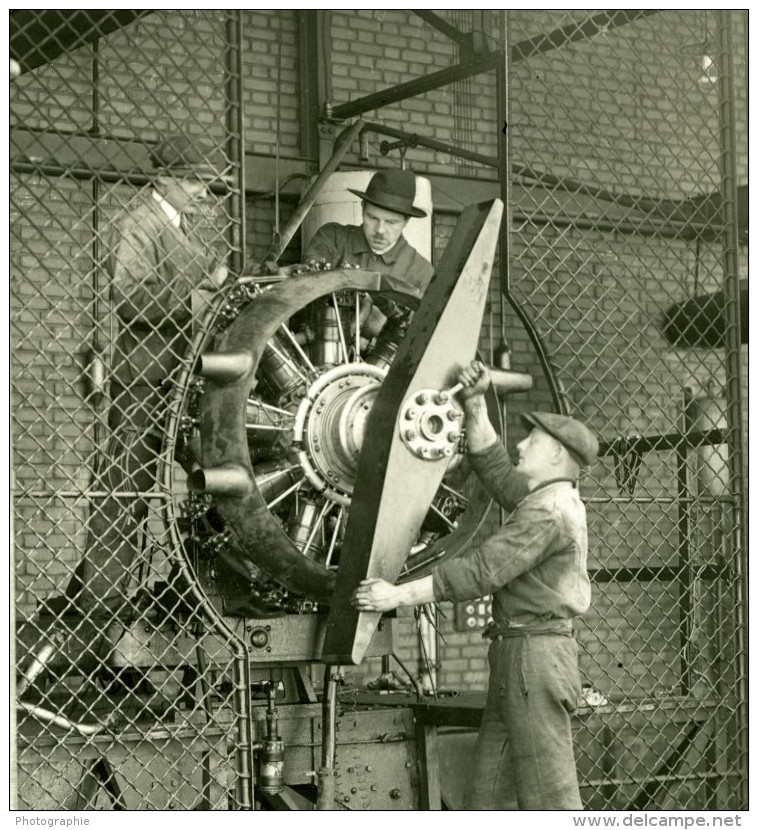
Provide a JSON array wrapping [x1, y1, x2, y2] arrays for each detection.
[[413, 10, 493, 59], [611, 436, 644, 496], [601, 427, 728, 496]]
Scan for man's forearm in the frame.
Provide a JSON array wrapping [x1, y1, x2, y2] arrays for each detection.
[[463, 395, 499, 453], [393, 575, 436, 607]]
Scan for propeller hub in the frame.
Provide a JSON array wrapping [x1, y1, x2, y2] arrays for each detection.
[[294, 363, 386, 505], [399, 388, 463, 461]]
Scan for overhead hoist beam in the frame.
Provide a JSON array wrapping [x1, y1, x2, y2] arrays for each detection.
[[331, 9, 660, 121]]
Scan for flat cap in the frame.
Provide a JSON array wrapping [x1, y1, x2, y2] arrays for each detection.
[[520, 411, 599, 468], [149, 133, 224, 181]]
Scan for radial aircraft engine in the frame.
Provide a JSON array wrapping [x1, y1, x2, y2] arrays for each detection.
[[172, 197, 524, 664]]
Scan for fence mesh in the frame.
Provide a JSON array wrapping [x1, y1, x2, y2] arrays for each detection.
[[10, 9, 746, 811], [503, 9, 746, 810], [11, 10, 247, 810]]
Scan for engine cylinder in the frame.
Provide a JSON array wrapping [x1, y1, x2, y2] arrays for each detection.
[[258, 331, 305, 400]]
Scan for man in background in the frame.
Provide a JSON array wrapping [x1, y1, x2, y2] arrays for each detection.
[[65, 133, 228, 618], [303, 168, 434, 337]]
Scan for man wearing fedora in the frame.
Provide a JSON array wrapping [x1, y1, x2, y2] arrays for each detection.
[[353, 360, 599, 810], [303, 168, 434, 336], [64, 133, 229, 618]]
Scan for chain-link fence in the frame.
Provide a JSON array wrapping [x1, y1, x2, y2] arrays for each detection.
[[502, 9, 747, 810], [11, 10, 252, 810], [11, 9, 746, 811]]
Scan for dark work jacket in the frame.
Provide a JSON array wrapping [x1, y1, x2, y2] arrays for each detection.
[[432, 442, 591, 624], [303, 222, 435, 299], [106, 191, 215, 393]]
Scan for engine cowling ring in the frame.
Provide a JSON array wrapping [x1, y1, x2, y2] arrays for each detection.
[[195, 270, 414, 603]]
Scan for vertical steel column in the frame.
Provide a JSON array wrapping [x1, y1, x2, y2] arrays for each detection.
[[225, 16, 251, 807], [496, 11, 512, 330], [715, 10, 747, 808], [298, 10, 332, 161], [676, 392, 693, 694], [226, 11, 246, 274], [232, 650, 254, 809], [494, 10, 511, 520], [89, 40, 107, 446]]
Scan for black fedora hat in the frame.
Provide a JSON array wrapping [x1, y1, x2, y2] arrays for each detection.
[[348, 169, 427, 218]]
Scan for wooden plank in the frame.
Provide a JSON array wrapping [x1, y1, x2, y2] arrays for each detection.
[[415, 724, 442, 810]]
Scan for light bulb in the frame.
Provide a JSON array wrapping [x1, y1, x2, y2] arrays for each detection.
[[698, 54, 718, 87]]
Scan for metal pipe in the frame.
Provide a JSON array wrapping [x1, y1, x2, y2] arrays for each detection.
[[9, 160, 232, 194], [88, 39, 106, 447], [364, 121, 498, 168], [316, 665, 339, 810], [391, 651, 425, 701], [413, 10, 471, 47], [590, 564, 728, 584], [332, 53, 500, 120], [226, 11, 246, 275], [583, 496, 734, 506], [194, 625, 215, 810], [197, 350, 253, 382], [676, 398, 693, 694], [17, 700, 106, 737], [716, 9, 748, 808], [16, 638, 58, 698], [511, 161, 672, 216], [188, 464, 253, 497], [494, 13, 566, 415], [494, 8, 513, 476], [261, 118, 364, 265], [487, 367, 532, 394], [598, 428, 727, 457], [232, 652, 254, 810], [510, 9, 659, 63], [16, 489, 173, 500], [513, 208, 717, 241]]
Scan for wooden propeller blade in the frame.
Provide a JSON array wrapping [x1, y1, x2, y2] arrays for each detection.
[[321, 199, 504, 664]]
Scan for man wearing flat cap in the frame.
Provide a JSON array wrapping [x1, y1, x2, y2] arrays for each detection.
[[303, 168, 435, 337], [352, 360, 598, 810], [65, 133, 229, 617]]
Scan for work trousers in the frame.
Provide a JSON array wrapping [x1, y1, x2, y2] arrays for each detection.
[[464, 631, 584, 810], [66, 386, 164, 617]]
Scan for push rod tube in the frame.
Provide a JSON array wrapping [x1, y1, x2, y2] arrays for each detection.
[[316, 665, 340, 810]]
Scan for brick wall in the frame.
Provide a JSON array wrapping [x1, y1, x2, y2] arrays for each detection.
[[11, 11, 747, 703]]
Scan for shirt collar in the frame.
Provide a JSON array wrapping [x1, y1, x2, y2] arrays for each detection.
[[528, 477, 578, 496], [152, 189, 181, 229], [356, 226, 407, 264]]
